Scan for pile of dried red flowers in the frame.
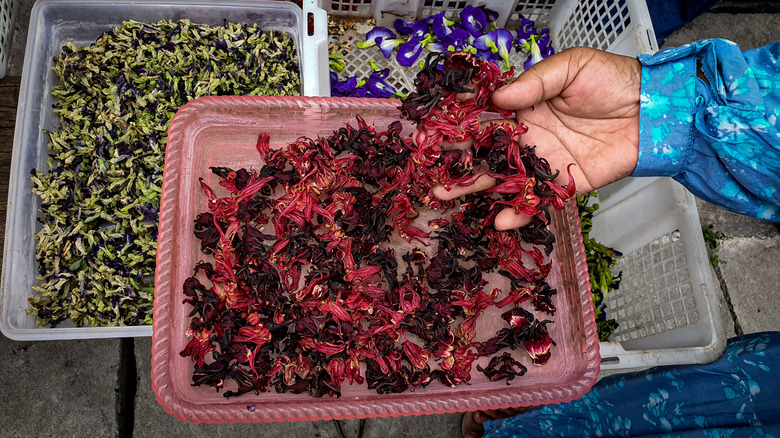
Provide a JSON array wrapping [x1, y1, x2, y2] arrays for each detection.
[[181, 52, 576, 398]]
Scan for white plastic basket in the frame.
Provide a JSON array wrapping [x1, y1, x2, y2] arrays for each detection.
[[325, 0, 727, 370], [591, 177, 726, 369], [0, 0, 16, 78], [326, 0, 658, 97]]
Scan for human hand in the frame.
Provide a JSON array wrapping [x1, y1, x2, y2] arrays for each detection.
[[431, 47, 642, 230]]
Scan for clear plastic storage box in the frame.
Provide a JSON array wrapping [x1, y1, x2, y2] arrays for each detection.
[[0, 0, 327, 340], [324, 0, 726, 370], [151, 95, 600, 422]]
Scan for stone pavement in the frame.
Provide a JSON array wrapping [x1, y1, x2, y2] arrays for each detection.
[[1, 2, 779, 438]]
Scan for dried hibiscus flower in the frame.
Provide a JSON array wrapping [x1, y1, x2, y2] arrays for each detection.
[[477, 352, 528, 384], [181, 51, 575, 398]]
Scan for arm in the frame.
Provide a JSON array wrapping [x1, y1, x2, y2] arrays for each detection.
[[634, 39, 780, 220]]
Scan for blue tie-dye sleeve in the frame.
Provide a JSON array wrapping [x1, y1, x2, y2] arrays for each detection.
[[632, 39, 780, 221]]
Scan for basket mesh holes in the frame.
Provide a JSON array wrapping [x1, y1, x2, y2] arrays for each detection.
[[509, 0, 556, 27], [422, 0, 468, 20], [330, 0, 371, 14], [559, 0, 631, 51], [607, 230, 700, 343]]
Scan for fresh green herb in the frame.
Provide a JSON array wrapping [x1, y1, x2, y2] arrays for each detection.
[[28, 19, 300, 327], [577, 193, 620, 341], [702, 225, 727, 267]]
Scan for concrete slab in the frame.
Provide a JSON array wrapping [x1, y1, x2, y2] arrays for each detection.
[[0, 336, 121, 438], [708, 262, 739, 340], [662, 12, 780, 50], [696, 200, 779, 338], [360, 414, 462, 438], [697, 200, 780, 240], [711, 235, 780, 335]]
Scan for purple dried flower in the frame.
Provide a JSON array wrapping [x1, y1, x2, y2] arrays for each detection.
[[397, 39, 425, 67], [393, 18, 414, 35], [483, 7, 500, 23], [431, 13, 455, 40], [357, 26, 402, 58], [460, 5, 487, 37], [410, 20, 430, 42], [516, 15, 537, 42], [366, 68, 398, 98], [523, 37, 544, 70]]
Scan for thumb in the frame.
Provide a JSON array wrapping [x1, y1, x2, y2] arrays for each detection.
[[491, 48, 584, 111]]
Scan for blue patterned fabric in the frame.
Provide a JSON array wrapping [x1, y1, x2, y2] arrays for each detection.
[[483, 332, 780, 438], [632, 39, 780, 221]]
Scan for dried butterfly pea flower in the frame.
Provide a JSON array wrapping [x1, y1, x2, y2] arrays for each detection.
[[29, 19, 300, 327]]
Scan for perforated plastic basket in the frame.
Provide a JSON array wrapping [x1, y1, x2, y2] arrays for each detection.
[[324, 0, 727, 370], [0, 0, 16, 78], [326, 0, 658, 97]]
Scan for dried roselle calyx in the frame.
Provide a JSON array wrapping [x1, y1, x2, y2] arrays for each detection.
[[477, 306, 545, 358], [501, 307, 534, 329], [531, 281, 558, 315], [366, 359, 411, 394], [193, 212, 222, 254], [400, 52, 475, 123], [522, 320, 556, 366], [402, 50, 574, 222], [182, 52, 577, 398], [477, 352, 528, 384]]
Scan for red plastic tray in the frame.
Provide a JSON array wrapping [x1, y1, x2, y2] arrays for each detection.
[[152, 96, 600, 423]]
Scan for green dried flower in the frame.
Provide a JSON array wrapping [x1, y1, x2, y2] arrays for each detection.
[[29, 19, 300, 327], [577, 192, 620, 341]]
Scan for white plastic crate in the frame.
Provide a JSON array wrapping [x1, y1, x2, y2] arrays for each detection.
[[325, 0, 727, 370], [327, 0, 658, 97], [589, 177, 726, 369], [0, 0, 16, 78]]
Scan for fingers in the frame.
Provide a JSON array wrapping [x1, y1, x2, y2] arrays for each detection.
[[434, 181, 535, 231], [495, 208, 533, 230], [442, 138, 473, 151], [416, 119, 518, 151], [461, 411, 485, 438], [473, 408, 524, 424], [491, 48, 587, 111], [473, 410, 489, 424], [432, 173, 496, 201], [455, 77, 483, 102]]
